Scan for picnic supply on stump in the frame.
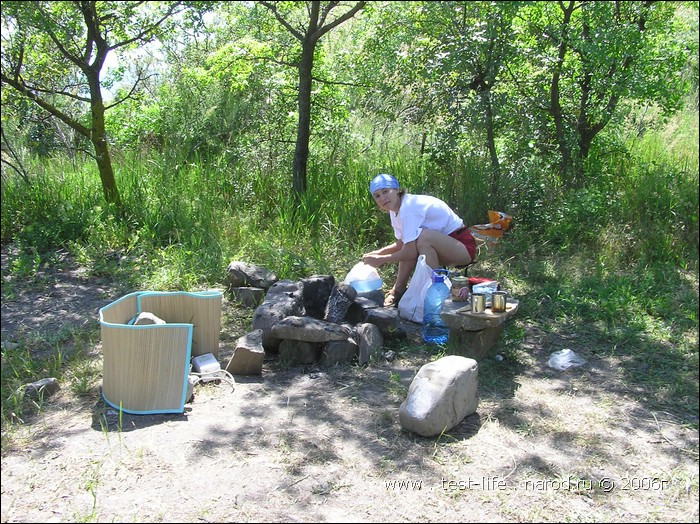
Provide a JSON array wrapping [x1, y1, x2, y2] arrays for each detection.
[[491, 291, 508, 313], [422, 269, 451, 344], [472, 280, 500, 304], [471, 293, 486, 313], [450, 275, 470, 302]]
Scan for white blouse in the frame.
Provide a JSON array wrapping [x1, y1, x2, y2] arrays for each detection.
[[390, 193, 464, 243]]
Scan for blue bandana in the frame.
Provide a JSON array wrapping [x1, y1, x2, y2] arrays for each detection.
[[369, 173, 400, 194]]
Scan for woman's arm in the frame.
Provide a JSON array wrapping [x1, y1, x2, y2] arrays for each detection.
[[366, 241, 401, 257], [364, 240, 419, 268]]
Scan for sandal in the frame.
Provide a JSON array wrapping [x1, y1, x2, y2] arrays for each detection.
[[384, 289, 405, 308]]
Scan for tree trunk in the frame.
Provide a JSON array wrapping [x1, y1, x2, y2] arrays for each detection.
[[93, 135, 121, 208], [293, 45, 314, 198], [483, 90, 501, 202], [87, 69, 123, 210], [551, 1, 575, 184]]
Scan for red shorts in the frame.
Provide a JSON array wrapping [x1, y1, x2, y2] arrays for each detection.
[[449, 226, 477, 261]]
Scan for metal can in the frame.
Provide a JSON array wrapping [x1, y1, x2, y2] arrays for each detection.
[[471, 293, 486, 313], [491, 291, 508, 312], [451, 276, 470, 302]]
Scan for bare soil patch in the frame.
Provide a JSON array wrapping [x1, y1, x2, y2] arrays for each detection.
[[1, 248, 698, 523]]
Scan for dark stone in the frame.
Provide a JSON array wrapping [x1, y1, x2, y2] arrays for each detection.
[[300, 275, 335, 319], [323, 284, 357, 323]]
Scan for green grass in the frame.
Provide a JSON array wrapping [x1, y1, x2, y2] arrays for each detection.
[[1, 105, 698, 450], [2, 320, 130, 450]]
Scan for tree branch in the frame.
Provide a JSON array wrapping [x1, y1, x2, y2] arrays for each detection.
[[0, 72, 92, 138], [1, 126, 31, 184], [259, 1, 305, 41], [311, 1, 366, 44]]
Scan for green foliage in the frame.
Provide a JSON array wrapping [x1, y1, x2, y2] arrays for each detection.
[[509, 1, 691, 186], [497, 246, 698, 418], [619, 162, 699, 267], [0, 158, 105, 252], [1, 0, 698, 446], [2, 98, 697, 277]]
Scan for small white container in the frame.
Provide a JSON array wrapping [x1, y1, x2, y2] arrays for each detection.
[[344, 262, 382, 292], [191, 353, 221, 383], [349, 277, 383, 292]]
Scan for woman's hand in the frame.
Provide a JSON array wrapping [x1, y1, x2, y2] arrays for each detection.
[[362, 254, 384, 268]]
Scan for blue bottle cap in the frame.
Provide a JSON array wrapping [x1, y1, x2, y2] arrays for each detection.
[[432, 271, 445, 284]]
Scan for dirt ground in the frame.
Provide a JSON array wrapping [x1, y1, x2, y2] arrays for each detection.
[[1, 249, 698, 523]]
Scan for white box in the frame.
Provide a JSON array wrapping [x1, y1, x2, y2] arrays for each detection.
[[191, 353, 221, 383]]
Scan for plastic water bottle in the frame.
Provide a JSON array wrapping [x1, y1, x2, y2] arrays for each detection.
[[422, 270, 450, 344]]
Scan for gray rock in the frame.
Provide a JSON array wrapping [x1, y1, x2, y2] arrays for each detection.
[[399, 356, 479, 437], [230, 287, 266, 308], [279, 339, 320, 366], [270, 316, 352, 343], [226, 261, 278, 289], [300, 275, 335, 319], [320, 338, 358, 366], [22, 377, 60, 400], [356, 323, 383, 366], [324, 283, 357, 323], [356, 288, 385, 307], [226, 329, 265, 375], [365, 308, 407, 340], [252, 280, 305, 349], [345, 296, 381, 324]]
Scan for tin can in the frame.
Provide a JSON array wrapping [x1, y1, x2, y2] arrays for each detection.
[[491, 291, 508, 312], [471, 293, 486, 313], [451, 276, 470, 302]]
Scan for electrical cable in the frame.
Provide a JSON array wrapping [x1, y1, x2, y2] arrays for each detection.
[[189, 368, 236, 393]]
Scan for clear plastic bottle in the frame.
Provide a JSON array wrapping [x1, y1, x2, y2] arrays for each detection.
[[422, 270, 450, 344]]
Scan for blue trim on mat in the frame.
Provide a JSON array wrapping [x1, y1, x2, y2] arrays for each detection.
[[99, 290, 221, 415]]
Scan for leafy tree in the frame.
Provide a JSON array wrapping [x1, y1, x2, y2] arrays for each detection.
[[515, 0, 689, 188], [1, 0, 183, 209], [257, 0, 366, 197], [154, 1, 297, 172], [408, 1, 520, 203], [346, 1, 692, 201]]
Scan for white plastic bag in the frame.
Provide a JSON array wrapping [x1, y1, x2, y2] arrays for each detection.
[[398, 256, 432, 323], [343, 262, 382, 292], [548, 349, 587, 371], [398, 256, 451, 323]]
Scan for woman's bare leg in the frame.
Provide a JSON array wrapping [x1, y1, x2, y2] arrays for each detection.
[[416, 228, 471, 268]]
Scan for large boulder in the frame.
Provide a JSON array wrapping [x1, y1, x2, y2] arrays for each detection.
[[399, 356, 479, 437]]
